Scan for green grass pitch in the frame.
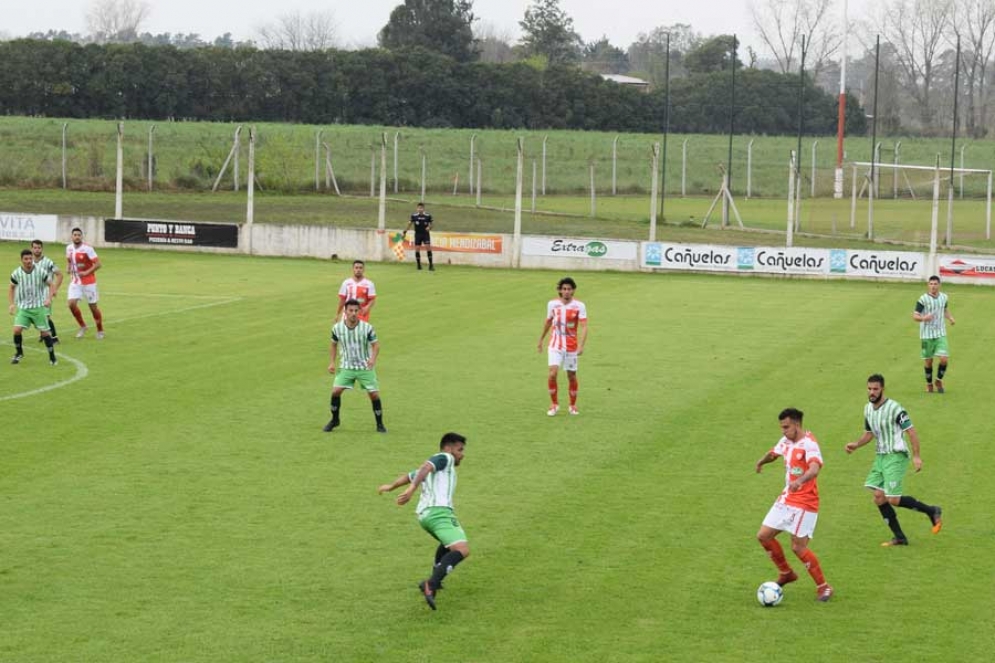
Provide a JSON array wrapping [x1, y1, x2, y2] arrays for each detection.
[[1, 245, 992, 662]]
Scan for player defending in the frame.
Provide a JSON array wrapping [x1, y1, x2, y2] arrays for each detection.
[[31, 239, 63, 344], [9, 249, 58, 365], [324, 298, 387, 433], [378, 432, 469, 611], [404, 202, 434, 271], [913, 275, 955, 393], [755, 408, 833, 602], [66, 227, 104, 339], [845, 374, 943, 546], [335, 260, 376, 323], [537, 277, 588, 416]]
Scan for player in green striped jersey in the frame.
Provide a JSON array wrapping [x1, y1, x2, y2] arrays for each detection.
[[913, 275, 956, 393], [845, 374, 943, 546], [378, 432, 469, 611], [323, 298, 387, 433], [31, 239, 63, 344], [8, 249, 58, 365]]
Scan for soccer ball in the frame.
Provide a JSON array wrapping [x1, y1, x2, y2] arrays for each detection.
[[756, 581, 784, 607]]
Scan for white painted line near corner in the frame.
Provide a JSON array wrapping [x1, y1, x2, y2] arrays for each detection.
[[0, 343, 89, 402], [107, 297, 243, 325]]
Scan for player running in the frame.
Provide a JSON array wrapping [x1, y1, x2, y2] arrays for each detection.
[[755, 408, 833, 602]]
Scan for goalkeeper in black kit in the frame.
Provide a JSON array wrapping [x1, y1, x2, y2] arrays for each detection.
[[404, 202, 434, 271]]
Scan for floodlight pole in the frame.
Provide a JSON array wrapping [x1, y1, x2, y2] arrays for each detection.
[[948, 37, 961, 247], [834, 0, 849, 199], [514, 138, 524, 269], [661, 30, 671, 219], [61, 122, 68, 190], [315, 129, 323, 191], [246, 126, 255, 254], [747, 139, 754, 198], [115, 122, 123, 219], [650, 143, 660, 241], [147, 125, 156, 192]]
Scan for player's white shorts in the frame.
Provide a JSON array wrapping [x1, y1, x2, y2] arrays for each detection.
[[67, 283, 99, 304], [548, 348, 579, 371], [762, 502, 819, 538]]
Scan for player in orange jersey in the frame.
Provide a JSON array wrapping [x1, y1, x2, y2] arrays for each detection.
[[336, 260, 376, 323], [65, 227, 105, 339], [755, 408, 834, 602], [537, 277, 588, 416]]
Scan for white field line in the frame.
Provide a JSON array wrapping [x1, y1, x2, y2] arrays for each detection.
[[0, 343, 90, 402], [106, 297, 243, 325], [103, 291, 233, 299]]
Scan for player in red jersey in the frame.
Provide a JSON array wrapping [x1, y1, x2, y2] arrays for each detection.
[[537, 277, 588, 416], [65, 227, 105, 339], [336, 260, 376, 323], [755, 408, 833, 602]]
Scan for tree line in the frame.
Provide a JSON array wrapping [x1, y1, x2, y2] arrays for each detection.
[[0, 38, 866, 136]]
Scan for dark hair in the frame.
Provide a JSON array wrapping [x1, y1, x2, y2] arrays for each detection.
[[558, 277, 577, 290], [928, 275, 941, 283], [20, 248, 32, 258], [440, 432, 466, 449], [416, 202, 425, 207], [344, 298, 361, 309], [868, 373, 885, 387], [353, 260, 365, 267], [31, 239, 43, 247], [71, 227, 82, 234], [778, 408, 804, 423]]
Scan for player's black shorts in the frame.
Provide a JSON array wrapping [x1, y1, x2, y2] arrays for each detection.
[[414, 233, 431, 246]]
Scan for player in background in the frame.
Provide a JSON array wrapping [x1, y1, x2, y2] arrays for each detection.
[[537, 277, 588, 416], [31, 239, 62, 344], [335, 260, 376, 323], [845, 374, 943, 546], [324, 298, 386, 433], [755, 408, 833, 602], [913, 275, 955, 393], [9, 249, 58, 365], [65, 227, 104, 339], [404, 202, 434, 271], [378, 432, 469, 611]]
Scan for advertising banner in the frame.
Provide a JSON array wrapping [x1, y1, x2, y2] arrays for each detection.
[[522, 237, 638, 260], [0, 212, 58, 242], [642, 242, 739, 272], [389, 231, 503, 255], [937, 254, 995, 280], [105, 219, 239, 248], [739, 247, 831, 275], [838, 249, 925, 279]]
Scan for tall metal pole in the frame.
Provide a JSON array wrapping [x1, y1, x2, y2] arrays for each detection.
[[727, 35, 737, 200], [834, 0, 849, 198], [315, 130, 323, 191], [869, 35, 880, 236], [661, 31, 671, 219], [61, 122, 68, 190], [147, 125, 156, 192], [796, 36, 807, 229], [114, 122, 123, 219], [948, 37, 961, 246], [514, 138, 524, 269]]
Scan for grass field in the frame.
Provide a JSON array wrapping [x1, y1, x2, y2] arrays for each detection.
[[1, 245, 992, 662]]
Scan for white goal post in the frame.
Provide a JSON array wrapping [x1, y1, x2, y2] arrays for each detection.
[[849, 161, 992, 243]]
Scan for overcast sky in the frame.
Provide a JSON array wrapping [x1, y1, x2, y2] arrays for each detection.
[[0, 0, 873, 51]]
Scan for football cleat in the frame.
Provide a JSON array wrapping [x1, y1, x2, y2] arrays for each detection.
[[925, 382, 934, 393], [322, 418, 340, 433], [930, 506, 943, 534], [75, 326, 88, 339], [816, 584, 834, 602], [50, 358, 58, 366], [935, 379, 944, 393], [376, 425, 388, 433], [568, 405, 579, 415], [547, 405, 559, 417], [96, 331, 105, 340], [11, 354, 24, 365], [776, 570, 798, 587], [418, 580, 437, 610], [881, 537, 909, 547]]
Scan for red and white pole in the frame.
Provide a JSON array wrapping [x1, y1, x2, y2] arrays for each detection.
[[834, 0, 849, 198]]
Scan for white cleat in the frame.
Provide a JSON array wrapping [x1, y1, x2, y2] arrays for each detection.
[[569, 406, 579, 415], [75, 326, 88, 339], [547, 405, 559, 417], [96, 331, 105, 340]]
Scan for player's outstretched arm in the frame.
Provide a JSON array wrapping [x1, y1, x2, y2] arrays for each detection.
[[397, 461, 434, 506], [378, 473, 411, 495], [845, 432, 874, 454], [755, 450, 778, 473]]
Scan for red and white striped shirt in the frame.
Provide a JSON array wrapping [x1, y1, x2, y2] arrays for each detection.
[[546, 299, 587, 352], [66, 242, 99, 286]]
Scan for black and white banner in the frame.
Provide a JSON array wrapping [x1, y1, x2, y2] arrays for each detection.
[[105, 219, 239, 248]]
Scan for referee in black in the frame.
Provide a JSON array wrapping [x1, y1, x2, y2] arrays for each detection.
[[404, 202, 434, 271]]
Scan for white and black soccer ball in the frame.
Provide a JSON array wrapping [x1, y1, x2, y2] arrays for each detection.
[[757, 581, 784, 607]]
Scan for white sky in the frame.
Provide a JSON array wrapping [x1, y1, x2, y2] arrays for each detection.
[[0, 0, 874, 51]]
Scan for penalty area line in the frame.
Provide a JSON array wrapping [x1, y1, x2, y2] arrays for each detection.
[[107, 297, 243, 325], [0, 342, 89, 402]]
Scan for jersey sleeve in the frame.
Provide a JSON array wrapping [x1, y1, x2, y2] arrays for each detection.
[[915, 301, 925, 313], [578, 302, 588, 320], [86, 246, 99, 259], [427, 453, 450, 472], [367, 327, 378, 343], [896, 410, 913, 431], [546, 300, 555, 321], [864, 416, 872, 432], [10, 271, 18, 286], [367, 281, 377, 296], [338, 281, 348, 298], [771, 438, 787, 457], [804, 439, 824, 466]]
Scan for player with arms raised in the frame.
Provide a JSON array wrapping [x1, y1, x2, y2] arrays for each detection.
[[755, 408, 833, 602], [537, 277, 588, 416]]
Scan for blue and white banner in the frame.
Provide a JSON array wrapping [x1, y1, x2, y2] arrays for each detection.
[[0, 212, 58, 242]]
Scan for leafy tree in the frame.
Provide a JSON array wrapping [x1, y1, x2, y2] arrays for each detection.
[[627, 24, 701, 84], [518, 0, 581, 65], [378, 0, 478, 63], [582, 36, 629, 74], [684, 35, 740, 75]]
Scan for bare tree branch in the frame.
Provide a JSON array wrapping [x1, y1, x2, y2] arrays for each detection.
[[256, 10, 338, 51], [86, 0, 151, 43]]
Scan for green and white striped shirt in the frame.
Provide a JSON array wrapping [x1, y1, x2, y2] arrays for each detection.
[[331, 319, 378, 370], [33, 255, 59, 280], [10, 264, 52, 309], [409, 452, 458, 517], [915, 292, 949, 339], [864, 398, 914, 454]]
